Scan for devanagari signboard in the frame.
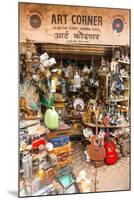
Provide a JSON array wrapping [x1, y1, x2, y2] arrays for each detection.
[[19, 3, 130, 45]]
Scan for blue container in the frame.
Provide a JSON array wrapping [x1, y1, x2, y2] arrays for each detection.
[[49, 135, 69, 148]]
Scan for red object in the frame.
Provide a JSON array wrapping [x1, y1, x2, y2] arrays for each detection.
[[103, 120, 118, 165], [32, 138, 47, 149], [104, 140, 118, 165]]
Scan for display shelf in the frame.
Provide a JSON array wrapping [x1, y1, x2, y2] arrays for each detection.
[[118, 60, 130, 65], [20, 119, 40, 129], [54, 102, 65, 108], [71, 128, 83, 136], [46, 128, 73, 139], [20, 144, 32, 152], [96, 70, 109, 76], [54, 99, 65, 102], [121, 76, 129, 79], [82, 121, 129, 128], [108, 98, 128, 102], [20, 129, 73, 152], [69, 115, 82, 119]]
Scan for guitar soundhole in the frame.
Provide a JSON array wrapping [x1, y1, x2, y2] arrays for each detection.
[[94, 139, 100, 146], [96, 139, 99, 144]]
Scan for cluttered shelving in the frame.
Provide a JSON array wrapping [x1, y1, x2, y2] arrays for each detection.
[[19, 41, 130, 196]]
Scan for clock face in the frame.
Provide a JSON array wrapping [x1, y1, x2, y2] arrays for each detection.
[[30, 14, 42, 29], [112, 18, 124, 33]]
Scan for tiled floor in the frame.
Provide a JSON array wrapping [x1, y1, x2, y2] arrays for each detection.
[[72, 141, 130, 192]]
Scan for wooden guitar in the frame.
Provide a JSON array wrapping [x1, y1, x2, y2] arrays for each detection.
[[87, 109, 106, 161]]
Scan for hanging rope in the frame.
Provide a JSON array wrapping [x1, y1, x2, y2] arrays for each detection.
[[75, 47, 78, 72], [60, 48, 63, 68]]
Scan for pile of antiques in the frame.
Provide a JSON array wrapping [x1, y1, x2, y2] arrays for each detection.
[[19, 42, 130, 195]]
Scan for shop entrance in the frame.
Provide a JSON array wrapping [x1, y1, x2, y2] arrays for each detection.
[[19, 41, 130, 196]]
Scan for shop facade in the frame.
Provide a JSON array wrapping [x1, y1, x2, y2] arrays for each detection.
[[19, 2, 130, 197]]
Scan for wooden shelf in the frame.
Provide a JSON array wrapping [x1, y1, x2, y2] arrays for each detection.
[[118, 60, 130, 65], [108, 98, 128, 102], [46, 128, 72, 139], [54, 100, 65, 102], [97, 70, 109, 76], [54, 102, 65, 108], [83, 121, 129, 128], [69, 115, 82, 120], [20, 119, 41, 129], [121, 76, 129, 79]]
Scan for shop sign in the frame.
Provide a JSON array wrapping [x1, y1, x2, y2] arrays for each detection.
[[20, 3, 130, 45]]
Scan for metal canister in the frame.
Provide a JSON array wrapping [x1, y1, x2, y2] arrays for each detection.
[[62, 80, 67, 95], [22, 153, 32, 181]]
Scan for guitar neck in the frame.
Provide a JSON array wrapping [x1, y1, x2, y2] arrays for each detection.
[[94, 107, 99, 136], [107, 127, 110, 142], [95, 118, 98, 136]]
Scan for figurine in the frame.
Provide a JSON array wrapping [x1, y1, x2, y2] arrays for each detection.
[[76, 170, 92, 193]]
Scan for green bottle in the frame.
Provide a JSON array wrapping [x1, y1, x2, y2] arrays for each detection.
[[44, 107, 59, 129]]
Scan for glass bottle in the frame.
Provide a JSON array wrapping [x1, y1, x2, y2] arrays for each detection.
[[74, 72, 81, 89]]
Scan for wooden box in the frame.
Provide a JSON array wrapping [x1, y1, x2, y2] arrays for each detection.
[[91, 160, 105, 168], [55, 156, 73, 170], [51, 142, 72, 156]]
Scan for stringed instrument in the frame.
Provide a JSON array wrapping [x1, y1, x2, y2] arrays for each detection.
[[104, 128, 118, 165], [87, 108, 106, 161], [103, 116, 118, 165]]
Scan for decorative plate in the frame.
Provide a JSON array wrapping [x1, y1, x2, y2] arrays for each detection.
[[73, 98, 84, 111]]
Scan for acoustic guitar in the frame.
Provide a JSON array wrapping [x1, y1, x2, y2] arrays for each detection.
[[87, 109, 106, 161], [104, 127, 118, 165], [103, 115, 118, 165]]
